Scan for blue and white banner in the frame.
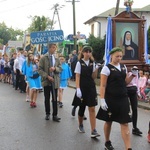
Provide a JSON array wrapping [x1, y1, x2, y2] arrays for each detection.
[[104, 17, 113, 65], [30, 30, 64, 44], [144, 21, 149, 64]]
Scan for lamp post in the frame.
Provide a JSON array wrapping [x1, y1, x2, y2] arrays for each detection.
[[66, 0, 80, 50]]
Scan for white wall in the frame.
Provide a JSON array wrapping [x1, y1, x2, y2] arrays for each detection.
[[135, 12, 150, 29], [90, 18, 107, 38]]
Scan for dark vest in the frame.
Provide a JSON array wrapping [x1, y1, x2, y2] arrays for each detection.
[[105, 64, 127, 99], [79, 59, 95, 88]]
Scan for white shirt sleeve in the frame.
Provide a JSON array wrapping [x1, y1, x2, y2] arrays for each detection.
[[93, 62, 96, 72], [13, 59, 18, 71], [74, 61, 81, 74], [101, 66, 110, 76]]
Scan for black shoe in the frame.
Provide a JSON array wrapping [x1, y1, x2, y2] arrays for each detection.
[[71, 107, 76, 116], [53, 116, 61, 122], [105, 141, 114, 150], [39, 89, 43, 93], [83, 116, 87, 120], [132, 128, 142, 136], [45, 114, 50, 120], [59, 102, 63, 108]]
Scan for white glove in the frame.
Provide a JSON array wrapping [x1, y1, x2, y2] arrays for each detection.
[[76, 88, 82, 98], [131, 70, 138, 76], [100, 98, 108, 111], [95, 63, 101, 69]]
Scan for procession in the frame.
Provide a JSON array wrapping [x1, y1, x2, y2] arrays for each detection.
[[0, 0, 150, 150]]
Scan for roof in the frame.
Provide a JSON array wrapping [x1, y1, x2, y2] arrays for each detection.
[[133, 4, 150, 12], [97, 7, 125, 17], [84, 4, 150, 24]]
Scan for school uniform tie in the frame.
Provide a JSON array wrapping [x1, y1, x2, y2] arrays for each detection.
[[50, 55, 53, 77]]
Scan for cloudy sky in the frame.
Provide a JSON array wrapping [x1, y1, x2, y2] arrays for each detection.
[[0, 0, 150, 36]]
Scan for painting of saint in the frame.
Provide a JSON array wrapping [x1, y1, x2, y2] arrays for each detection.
[[121, 31, 138, 60], [116, 22, 139, 60]]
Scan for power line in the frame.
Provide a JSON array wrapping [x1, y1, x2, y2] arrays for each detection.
[[0, 0, 47, 14], [0, 0, 7, 3]]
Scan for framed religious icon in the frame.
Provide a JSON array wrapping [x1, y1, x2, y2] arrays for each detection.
[[112, 11, 145, 66], [116, 22, 139, 60]]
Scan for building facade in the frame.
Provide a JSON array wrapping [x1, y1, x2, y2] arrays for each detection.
[[84, 5, 150, 38]]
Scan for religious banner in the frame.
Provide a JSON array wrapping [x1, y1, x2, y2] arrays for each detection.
[[30, 30, 64, 44]]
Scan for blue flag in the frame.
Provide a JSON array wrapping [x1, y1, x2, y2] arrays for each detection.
[[144, 20, 149, 64], [104, 17, 113, 65]]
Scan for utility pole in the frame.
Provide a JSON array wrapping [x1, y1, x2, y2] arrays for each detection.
[[66, 0, 80, 50], [115, 0, 120, 15], [72, 0, 76, 50], [50, 3, 64, 30]]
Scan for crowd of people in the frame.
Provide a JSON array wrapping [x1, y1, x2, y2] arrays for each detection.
[[0, 45, 150, 149]]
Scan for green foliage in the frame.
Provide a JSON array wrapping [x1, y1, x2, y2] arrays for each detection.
[[27, 16, 53, 32], [9, 48, 16, 56], [0, 22, 11, 45], [88, 34, 105, 62], [0, 38, 3, 44], [0, 22, 23, 45]]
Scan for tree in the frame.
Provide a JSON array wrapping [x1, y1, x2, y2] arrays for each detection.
[[0, 22, 24, 45], [88, 34, 105, 63], [7, 27, 24, 41], [27, 16, 54, 32], [27, 15, 54, 54], [0, 22, 11, 45], [115, 0, 120, 15]]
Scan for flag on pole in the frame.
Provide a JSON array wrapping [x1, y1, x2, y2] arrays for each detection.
[[104, 17, 113, 65], [144, 20, 149, 64]]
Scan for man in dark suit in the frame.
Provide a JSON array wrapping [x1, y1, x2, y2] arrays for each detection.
[[39, 43, 62, 122]]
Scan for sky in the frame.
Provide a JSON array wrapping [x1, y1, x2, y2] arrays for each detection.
[[0, 0, 150, 37]]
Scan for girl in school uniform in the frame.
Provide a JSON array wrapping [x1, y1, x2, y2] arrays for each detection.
[[22, 52, 42, 107], [0, 54, 5, 82], [58, 56, 72, 108], [72, 46, 100, 138], [96, 47, 136, 150]]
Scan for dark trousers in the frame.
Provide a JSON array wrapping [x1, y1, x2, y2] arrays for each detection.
[[15, 69, 20, 90], [127, 89, 138, 129], [149, 121, 150, 133], [15, 69, 26, 92], [11, 70, 15, 87], [44, 85, 58, 117], [19, 74, 26, 92], [78, 105, 86, 117], [71, 62, 76, 80]]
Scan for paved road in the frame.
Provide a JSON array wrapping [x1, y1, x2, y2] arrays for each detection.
[[0, 83, 150, 150]]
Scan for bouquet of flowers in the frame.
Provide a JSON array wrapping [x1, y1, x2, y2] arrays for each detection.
[[124, 0, 134, 6]]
